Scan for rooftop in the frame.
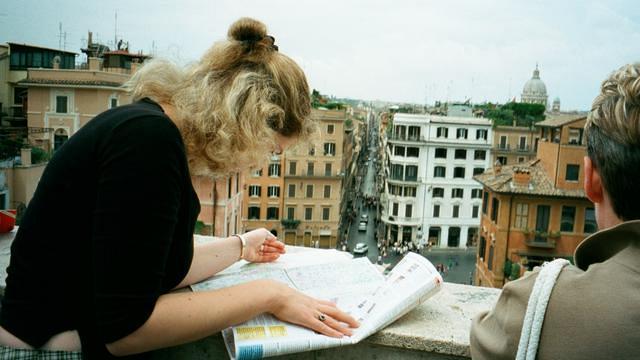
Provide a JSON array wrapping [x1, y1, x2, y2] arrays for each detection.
[[474, 159, 587, 198], [536, 114, 587, 128]]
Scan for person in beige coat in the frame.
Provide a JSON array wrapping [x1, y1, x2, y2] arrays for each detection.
[[470, 63, 640, 359]]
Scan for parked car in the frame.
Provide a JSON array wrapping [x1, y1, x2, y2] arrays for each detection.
[[360, 214, 369, 223], [358, 222, 367, 231], [353, 242, 369, 254]]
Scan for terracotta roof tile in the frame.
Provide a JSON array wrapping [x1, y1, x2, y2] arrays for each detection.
[[474, 159, 586, 198]]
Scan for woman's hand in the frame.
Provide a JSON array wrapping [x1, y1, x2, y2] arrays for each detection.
[[266, 281, 360, 338], [241, 228, 286, 263]]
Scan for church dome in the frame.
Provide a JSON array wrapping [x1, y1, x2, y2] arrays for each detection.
[[521, 65, 548, 106]]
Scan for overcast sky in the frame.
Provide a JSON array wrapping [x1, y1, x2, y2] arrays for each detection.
[[2, 0, 639, 110]]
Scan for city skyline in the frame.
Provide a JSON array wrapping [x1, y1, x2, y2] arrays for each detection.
[[1, 0, 639, 110]]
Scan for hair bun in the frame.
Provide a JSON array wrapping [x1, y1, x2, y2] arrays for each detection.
[[228, 17, 267, 43]]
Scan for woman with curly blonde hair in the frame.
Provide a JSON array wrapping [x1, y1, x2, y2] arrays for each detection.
[[0, 18, 357, 359]]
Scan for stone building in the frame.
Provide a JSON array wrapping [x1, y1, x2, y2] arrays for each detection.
[[491, 125, 539, 166], [240, 155, 285, 237], [282, 109, 346, 248], [474, 115, 593, 288], [382, 113, 492, 249]]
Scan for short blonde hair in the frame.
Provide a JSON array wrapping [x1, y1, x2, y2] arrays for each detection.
[[127, 18, 315, 177], [585, 63, 640, 220]]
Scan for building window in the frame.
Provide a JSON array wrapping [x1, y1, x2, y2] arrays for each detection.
[[287, 207, 295, 220], [288, 184, 296, 197], [436, 127, 448, 138], [56, 96, 68, 113], [268, 163, 281, 177], [248, 206, 260, 220], [391, 164, 404, 180], [433, 187, 444, 198], [406, 147, 419, 157], [434, 166, 446, 178], [568, 128, 583, 144], [483, 191, 489, 214], [456, 128, 468, 139], [404, 186, 417, 197], [251, 168, 263, 177], [289, 161, 297, 175], [323, 143, 336, 156], [327, 124, 334, 134], [472, 205, 479, 218], [476, 129, 488, 140], [110, 97, 118, 109], [454, 149, 467, 159], [388, 184, 401, 195], [322, 207, 330, 221], [474, 150, 486, 160], [267, 207, 279, 220], [566, 164, 580, 181], [324, 185, 331, 198], [435, 148, 447, 158], [487, 245, 494, 271], [267, 185, 280, 197], [561, 206, 576, 232], [515, 203, 529, 229], [305, 207, 313, 220], [499, 135, 508, 149], [518, 157, 526, 163], [405, 165, 418, 181], [491, 197, 500, 222], [395, 125, 406, 139], [408, 126, 421, 140], [471, 189, 482, 199], [405, 204, 413, 218], [535, 205, 551, 239], [325, 163, 332, 176], [453, 167, 466, 178], [584, 207, 597, 233], [519, 136, 527, 150], [452, 205, 460, 218], [392, 202, 399, 216], [249, 185, 261, 197], [307, 162, 314, 176], [452, 188, 464, 198], [306, 185, 313, 198], [433, 204, 440, 218], [497, 156, 507, 165], [473, 167, 484, 176], [479, 236, 486, 259], [394, 146, 405, 156]]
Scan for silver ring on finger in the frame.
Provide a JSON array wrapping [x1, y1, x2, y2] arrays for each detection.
[[318, 313, 326, 322]]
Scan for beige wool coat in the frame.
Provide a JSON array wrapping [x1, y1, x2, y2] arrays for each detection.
[[470, 220, 640, 359]]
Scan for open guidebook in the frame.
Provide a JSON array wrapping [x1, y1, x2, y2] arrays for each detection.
[[191, 237, 443, 360]]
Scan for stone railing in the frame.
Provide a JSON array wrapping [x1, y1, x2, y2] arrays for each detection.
[[0, 229, 501, 359]]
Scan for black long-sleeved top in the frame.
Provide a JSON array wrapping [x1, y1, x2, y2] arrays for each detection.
[[0, 98, 200, 358]]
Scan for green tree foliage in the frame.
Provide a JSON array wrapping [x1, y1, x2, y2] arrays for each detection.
[[503, 259, 513, 278], [194, 220, 205, 234], [311, 89, 345, 110], [31, 147, 50, 164], [484, 102, 546, 128], [509, 262, 521, 280], [0, 135, 25, 161]]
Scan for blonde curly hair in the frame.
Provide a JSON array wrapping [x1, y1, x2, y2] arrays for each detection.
[[126, 17, 316, 177]]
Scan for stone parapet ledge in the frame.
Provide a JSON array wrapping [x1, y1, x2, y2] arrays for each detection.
[[0, 229, 502, 359], [152, 283, 501, 359]]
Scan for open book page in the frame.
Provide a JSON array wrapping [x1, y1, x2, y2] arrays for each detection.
[[348, 252, 443, 342]]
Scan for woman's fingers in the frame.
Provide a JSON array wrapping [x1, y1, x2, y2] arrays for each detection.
[[311, 317, 346, 338], [319, 304, 360, 328], [318, 313, 354, 336]]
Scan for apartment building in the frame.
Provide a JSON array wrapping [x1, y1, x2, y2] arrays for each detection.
[[492, 125, 538, 166], [474, 115, 592, 288], [193, 174, 244, 238], [382, 113, 492, 249], [241, 155, 285, 237], [282, 109, 346, 248]]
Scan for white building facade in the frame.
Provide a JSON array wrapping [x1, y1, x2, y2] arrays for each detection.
[[382, 113, 492, 249]]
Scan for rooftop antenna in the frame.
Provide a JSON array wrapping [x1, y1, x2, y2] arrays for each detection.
[[114, 11, 118, 49]]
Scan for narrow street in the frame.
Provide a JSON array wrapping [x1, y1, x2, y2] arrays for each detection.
[[344, 117, 477, 284]]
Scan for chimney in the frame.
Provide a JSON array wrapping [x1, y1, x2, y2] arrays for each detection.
[[88, 57, 102, 71], [20, 147, 31, 167], [513, 167, 531, 187], [494, 159, 502, 174], [88, 31, 93, 46]]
